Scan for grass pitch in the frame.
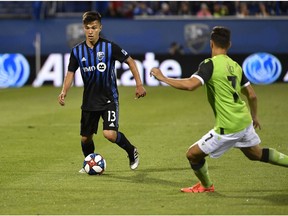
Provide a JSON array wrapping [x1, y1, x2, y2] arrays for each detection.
[[0, 84, 288, 215]]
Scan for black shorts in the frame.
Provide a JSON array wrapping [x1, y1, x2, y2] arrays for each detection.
[[80, 103, 119, 136]]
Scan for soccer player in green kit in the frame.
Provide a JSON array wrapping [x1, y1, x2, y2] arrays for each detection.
[[150, 26, 288, 193]]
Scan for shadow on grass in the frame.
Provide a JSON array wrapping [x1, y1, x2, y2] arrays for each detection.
[[213, 190, 288, 205], [102, 168, 288, 206], [103, 166, 191, 188], [260, 193, 288, 205], [102, 165, 220, 189]]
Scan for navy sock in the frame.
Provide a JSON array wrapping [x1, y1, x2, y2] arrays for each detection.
[[81, 140, 95, 157], [115, 132, 134, 153]]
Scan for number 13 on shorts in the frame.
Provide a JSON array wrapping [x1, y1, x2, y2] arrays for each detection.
[[106, 110, 118, 128], [107, 110, 116, 122]]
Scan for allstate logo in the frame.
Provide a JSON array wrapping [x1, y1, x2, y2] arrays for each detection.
[[0, 54, 30, 88], [242, 53, 282, 84]]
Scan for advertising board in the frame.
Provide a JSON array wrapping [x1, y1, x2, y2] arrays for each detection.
[[1, 52, 287, 88]]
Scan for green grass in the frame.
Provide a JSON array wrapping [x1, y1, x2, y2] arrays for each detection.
[[0, 84, 288, 215]]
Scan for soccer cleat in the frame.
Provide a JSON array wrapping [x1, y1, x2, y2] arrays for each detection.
[[79, 167, 86, 174], [181, 182, 215, 193], [128, 147, 139, 170]]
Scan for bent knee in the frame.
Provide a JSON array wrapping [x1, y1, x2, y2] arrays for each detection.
[[103, 130, 117, 142], [81, 136, 93, 144], [186, 143, 206, 162], [186, 149, 194, 160]]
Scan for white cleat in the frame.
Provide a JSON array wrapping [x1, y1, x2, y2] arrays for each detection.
[[79, 168, 86, 174], [129, 148, 139, 170]]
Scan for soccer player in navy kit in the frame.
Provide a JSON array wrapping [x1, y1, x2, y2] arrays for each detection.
[[58, 11, 146, 171]]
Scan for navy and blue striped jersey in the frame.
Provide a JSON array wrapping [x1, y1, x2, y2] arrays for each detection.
[[68, 38, 129, 111]]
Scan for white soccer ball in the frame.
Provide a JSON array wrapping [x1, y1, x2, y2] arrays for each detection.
[[83, 153, 106, 175]]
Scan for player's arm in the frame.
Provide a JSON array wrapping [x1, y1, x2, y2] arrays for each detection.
[[150, 60, 212, 91], [125, 56, 146, 98], [150, 67, 202, 91], [241, 84, 261, 129], [113, 42, 146, 99], [58, 50, 78, 106], [58, 71, 75, 106]]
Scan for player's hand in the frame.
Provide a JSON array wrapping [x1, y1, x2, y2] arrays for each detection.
[[252, 117, 261, 130], [135, 85, 146, 99], [150, 67, 165, 81], [58, 92, 66, 106]]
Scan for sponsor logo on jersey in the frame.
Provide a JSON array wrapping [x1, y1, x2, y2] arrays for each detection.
[[82, 61, 107, 73], [242, 52, 282, 84], [184, 24, 210, 54], [97, 62, 106, 72], [0, 53, 30, 88], [83, 66, 96, 72]]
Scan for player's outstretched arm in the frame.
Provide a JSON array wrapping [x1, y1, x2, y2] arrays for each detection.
[[125, 56, 146, 99], [58, 71, 75, 106], [150, 67, 202, 91]]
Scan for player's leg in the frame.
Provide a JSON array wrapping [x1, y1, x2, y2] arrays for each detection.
[[102, 104, 139, 170], [181, 143, 214, 193], [103, 130, 139, 170], [80, 110, 100, 157], [79, 135, 95, 173], [238, 123, 288, 167], [81, 135, 95, 157], [181, 132, 217, 193], [182, 129, 241, 193], [241, 145, 288, 167], [186, 143, 213, 188]]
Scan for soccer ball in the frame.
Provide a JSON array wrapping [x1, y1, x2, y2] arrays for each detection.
[[83, 153, 106, 175]]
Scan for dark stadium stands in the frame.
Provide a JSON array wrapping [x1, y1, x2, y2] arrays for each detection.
[[0, 1, 34, 19], [0, 1, 287, 19]]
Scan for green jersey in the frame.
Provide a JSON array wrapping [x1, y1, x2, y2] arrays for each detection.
[[192, 54, 252, 134]]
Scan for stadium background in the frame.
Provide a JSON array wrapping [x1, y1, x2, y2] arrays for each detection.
[[1, 2, 288, 215], [0, 1, 287, 87]]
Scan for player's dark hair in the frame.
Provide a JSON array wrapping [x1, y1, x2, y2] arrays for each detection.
[[82, 11, 102, 25], [210, 26, 230, 49]]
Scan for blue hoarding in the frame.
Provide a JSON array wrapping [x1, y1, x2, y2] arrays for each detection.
[[0, 18, 287, 55]]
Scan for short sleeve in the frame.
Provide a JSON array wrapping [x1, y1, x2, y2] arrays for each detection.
[[240, 71, 250, 87], [192, 59, 214, 84], [68, 49, 79, 72], [112, 42, 130, 63]]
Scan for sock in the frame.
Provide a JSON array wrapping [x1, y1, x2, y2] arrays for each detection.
[[81, 140, 95, 157], [263, 148, 288, 167], [115, 132, 134, 154], [190, 159, 213, 188]]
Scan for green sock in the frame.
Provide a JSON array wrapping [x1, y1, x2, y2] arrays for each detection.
[[191, 159, 213, 188], [268, 148, 288, 167]]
